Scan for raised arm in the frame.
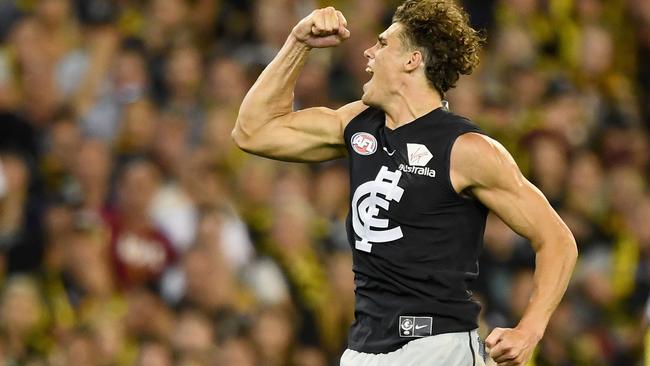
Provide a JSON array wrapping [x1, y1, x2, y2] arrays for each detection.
[[232, 7, 367, 162], [450, 133, 578, 366]]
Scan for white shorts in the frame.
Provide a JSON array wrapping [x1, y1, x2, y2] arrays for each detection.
[[340, 330, 486, 366]]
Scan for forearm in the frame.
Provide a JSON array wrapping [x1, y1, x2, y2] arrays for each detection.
[[234, 36, 311, 138], [516, 236, 577, 339]]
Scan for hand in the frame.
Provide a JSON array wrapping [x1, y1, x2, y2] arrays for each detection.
[[485, 327, 540, 366], [291, 7, 350, 48]]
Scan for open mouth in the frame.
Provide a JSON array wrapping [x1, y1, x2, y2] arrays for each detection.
[[365, 67, 373, 75]]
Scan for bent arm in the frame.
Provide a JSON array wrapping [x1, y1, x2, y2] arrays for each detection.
[[232, 9, 365, 162], [451, 133, 578, 340]]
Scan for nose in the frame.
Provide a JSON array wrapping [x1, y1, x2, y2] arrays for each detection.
[[364, 45, 375, 60]]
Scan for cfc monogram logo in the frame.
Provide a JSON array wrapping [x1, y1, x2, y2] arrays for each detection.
[[400, 318, 414, 335], [399, 316, 433, 337], [352, 166, 404, 252]]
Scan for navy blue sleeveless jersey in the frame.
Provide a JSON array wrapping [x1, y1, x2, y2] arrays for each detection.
[[343, 106, 488, 354]]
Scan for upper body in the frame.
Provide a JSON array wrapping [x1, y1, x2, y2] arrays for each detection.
[[232, 1, 577, 365], [343, 105, 488, 353]]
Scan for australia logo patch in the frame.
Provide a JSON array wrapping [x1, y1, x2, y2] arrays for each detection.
[[406, 143, 433, 166], [351, 132, 377, 156], [398, 143, 436, 178]]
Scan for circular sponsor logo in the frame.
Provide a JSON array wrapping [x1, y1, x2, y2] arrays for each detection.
[[351, 132, 377, 156]]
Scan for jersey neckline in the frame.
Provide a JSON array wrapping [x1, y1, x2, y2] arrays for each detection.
[[383, 106, 446, 134]]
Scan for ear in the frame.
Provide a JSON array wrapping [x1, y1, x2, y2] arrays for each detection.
[[404, 50, 423, 72]]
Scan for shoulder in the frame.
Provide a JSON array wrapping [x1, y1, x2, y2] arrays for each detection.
[[453, 133, 505, 161], [439, 109, 482, 133], [450, 132, 521, 192], [335, 101, 372, 128]]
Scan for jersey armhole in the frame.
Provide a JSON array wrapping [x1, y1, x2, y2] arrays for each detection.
[[443, 129, 485, 201], [343, 106, 379, 152]]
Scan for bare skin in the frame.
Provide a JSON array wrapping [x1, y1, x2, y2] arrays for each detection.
[[233, 7, 577, 366], [451, 133, 577, 365], [232, 7, 361, 162]]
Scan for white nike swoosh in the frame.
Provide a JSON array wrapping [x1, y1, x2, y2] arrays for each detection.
[[415, 324, 428, 330], [383, 147, 396, 156]]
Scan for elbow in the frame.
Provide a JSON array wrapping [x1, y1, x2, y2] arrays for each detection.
[[567, 236, 578, 264], [537, 230, 578, 267], [231, 119, 253, 151], [560, 232, 578, 270], [231, 122, 266, 156], [563, 223, 578, 259], [555, 220, 578, 263], [231, 125, 247, 150]]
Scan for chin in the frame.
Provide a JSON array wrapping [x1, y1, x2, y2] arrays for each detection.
[[361, 92, 370, 105], [361, 85, 373, 105], [361, 79, 385, 108], [361, 92, 380, 108], [362, 81, 371, 102]]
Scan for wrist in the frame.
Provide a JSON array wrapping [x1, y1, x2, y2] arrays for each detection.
[[288, 32, 313, 51], [515, 322, 545, 342]]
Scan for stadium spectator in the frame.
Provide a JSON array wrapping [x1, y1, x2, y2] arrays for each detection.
[[0, 0, 647, 364]]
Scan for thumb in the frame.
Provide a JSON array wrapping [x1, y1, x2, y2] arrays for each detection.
[[338, 26, 350, 39], [485, 327, 506, 348]]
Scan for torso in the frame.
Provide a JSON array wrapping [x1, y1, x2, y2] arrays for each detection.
[[343, 106, 488, 353]]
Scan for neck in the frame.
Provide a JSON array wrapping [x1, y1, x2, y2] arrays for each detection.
[[382, 80, 443, 129]]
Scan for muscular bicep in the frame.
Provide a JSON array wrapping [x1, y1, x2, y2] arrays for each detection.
[[233, 101, 367, 162], [452, 133, 571, 249], [474, 174, 569, 249]]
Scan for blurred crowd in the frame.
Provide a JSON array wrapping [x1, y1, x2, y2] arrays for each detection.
[[0, 0, 648, 365]]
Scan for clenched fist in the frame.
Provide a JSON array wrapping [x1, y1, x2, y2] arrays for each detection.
[[291, 7, 350, 48], [485, 327, 540, 366]]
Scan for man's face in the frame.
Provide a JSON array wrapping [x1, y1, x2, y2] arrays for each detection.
[[362, 22, 411, 107]]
